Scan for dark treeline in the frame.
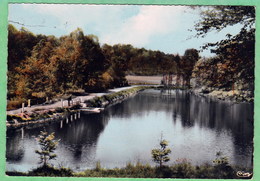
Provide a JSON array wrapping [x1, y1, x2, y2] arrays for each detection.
[[102, 44, 179, 76], [7, 24, 198, 109]]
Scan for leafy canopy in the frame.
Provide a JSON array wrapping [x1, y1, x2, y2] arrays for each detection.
[[193, 6, 255, 56]]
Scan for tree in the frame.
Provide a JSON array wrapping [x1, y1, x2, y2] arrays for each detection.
[[194, 6, 255, 65], [180, 49, 199, 86], [35, 131, 59, 166], [151, 139, 171, 168], [194, 6, 255, 50], [17, 37, 59, 99], [7, 24, 42, 99], [192, 6, 255, 92]]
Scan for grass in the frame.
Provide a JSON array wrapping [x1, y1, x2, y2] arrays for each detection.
[[75, 162, 242, 179], [7, 164, 73, 177], [6, 107, 73, 126], [85, 86, 155, 107], [6, 161, 252, 179]]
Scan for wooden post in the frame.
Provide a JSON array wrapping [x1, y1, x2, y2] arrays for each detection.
[[71, 114, 73, 121], [21, 127, 24, 139], [46, 97, 49, 103], [22, 103, 25, 113], [60, 120, 63, 128], [232, 83, 235, 95], [61, 99, 64, 108], [74, 113, 77, 119], [66, 117, 69, 124], [78, 111, 80, 119], [28, 99, 31, 107]]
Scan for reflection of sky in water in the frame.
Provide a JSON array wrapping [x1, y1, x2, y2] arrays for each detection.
[[6, 89, 253, 172], [95, 111, 235, 168]]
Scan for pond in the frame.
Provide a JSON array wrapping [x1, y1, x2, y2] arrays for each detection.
[[6, 89, 254, 172]]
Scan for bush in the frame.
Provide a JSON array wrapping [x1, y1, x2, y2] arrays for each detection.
[[8, 161, 247, 178], [55, 107, 66, 113], [6, 114, 27, 123], [85, 86, 152, 107], [7, 98, 26, 110], [70, 104, 81, 110], [28, 165, 73, 177], [171, 162, 196, 178]]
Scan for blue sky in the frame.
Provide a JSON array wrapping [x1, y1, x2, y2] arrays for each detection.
[[8, 4, 242, 57]]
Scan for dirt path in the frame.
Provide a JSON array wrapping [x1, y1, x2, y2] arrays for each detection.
[[7, 86, 137, 115]]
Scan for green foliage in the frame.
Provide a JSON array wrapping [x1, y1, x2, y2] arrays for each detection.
[[85, 86, 150, 107], [76, 162, 155, 178], [212, 151, 235, 179], [7, 24, 201, 107], [7, 97, 26, 111], [194, 6, 255, 55], [151, 139, 171, 167], [102, 44, 179, 76], [6, 114, 24, 123], [177, 48, 199, 86], [190, 6, 255, 95], [35, 131, 59, 166], [28, 164, 73, 176], [74, 161, 244, 179], [7, 159, 250, 178]]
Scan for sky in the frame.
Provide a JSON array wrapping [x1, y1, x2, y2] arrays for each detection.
[[8, 4, 242, 57]]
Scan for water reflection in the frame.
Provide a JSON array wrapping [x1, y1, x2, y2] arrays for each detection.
[[6, 89, 253, 171]]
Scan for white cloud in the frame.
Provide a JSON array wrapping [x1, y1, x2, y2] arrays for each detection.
[[21, 4, 131, 35], [101, 5, 185, 47], [21, 4, 185, 47]]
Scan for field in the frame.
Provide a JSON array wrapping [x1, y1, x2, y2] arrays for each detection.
[[126, 75, 163, 85]]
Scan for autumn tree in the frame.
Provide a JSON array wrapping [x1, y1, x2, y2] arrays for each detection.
[[102, 44, 130, 87], [52, 31, 83, 93], [18, 36, 59, 99], [7, 25, 43, 99]]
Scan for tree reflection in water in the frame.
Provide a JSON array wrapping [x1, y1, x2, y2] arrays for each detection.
[[6, 89, 253, 172]]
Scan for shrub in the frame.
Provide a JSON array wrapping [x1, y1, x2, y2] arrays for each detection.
[[35, 131, 59, 166], [151, 139, 171, 168], [7, 98, 26, 110], [212, 151, 235, 178], [55, 107, 66, 113], [28, 164, 73, 176]]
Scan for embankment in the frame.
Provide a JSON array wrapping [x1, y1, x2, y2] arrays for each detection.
[[84, 86, 154, 107], [191, 86, 253, 102], [6, 86, 154, 129]]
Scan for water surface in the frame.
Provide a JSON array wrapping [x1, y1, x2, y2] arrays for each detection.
[[6, 89, 253, 172]]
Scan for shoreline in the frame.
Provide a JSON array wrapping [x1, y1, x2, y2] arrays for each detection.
[[191, 87, 254, 103], [6, 86, 153, 129], [5, 161, 253, 179], [6, 85, 253, 129]]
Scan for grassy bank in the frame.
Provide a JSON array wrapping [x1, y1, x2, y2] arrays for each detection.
[[6, 162, 252, 179], [85, 86, 155, 107], [6, 106, 79, 129], [6, 86, 153, 129]]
